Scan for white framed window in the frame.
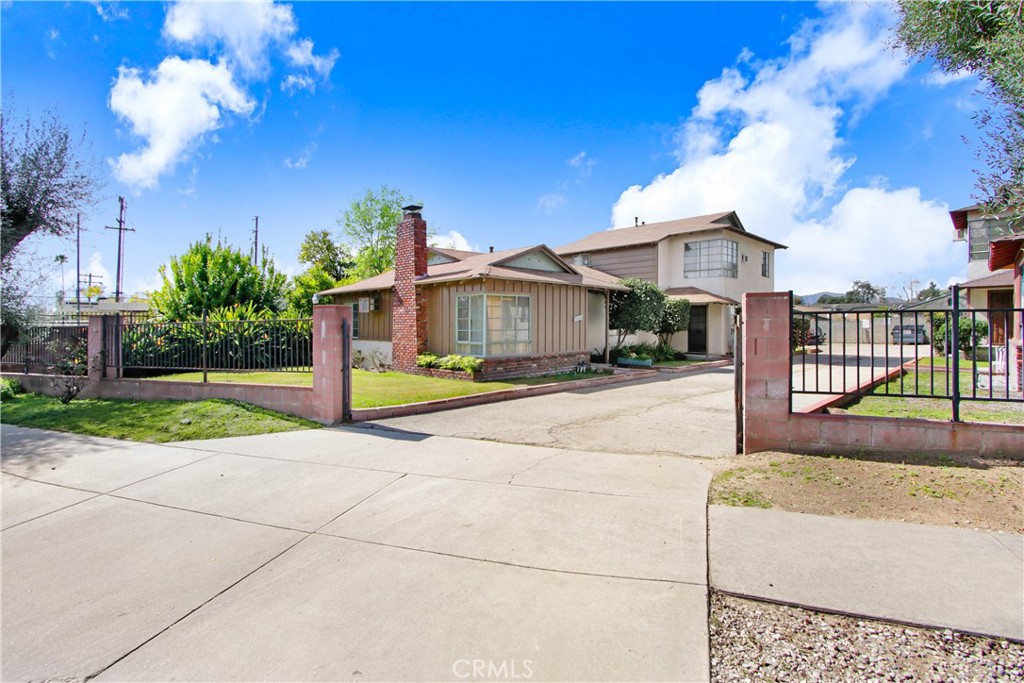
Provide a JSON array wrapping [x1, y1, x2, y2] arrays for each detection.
[[351, 304, 360, 339], [761, 251, 770, 278], [684, 239, 738, 278], [455, 293, 532, 357]]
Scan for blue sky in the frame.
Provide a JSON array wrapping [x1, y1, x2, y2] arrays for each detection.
[[2, 1, 985, 301]]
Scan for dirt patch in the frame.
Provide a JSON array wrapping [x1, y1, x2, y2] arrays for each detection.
[[705, 451, 1023, 534], [710, 592, 1023, 682]]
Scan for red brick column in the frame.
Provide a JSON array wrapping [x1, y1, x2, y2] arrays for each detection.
[[392, 206, 429, 373], [742, 292, 792, 453], [313, 305, 352, 423]]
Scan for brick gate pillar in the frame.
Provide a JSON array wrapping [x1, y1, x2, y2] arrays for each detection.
[[742, 292, 792, 453], [313, 305, 353, 423]]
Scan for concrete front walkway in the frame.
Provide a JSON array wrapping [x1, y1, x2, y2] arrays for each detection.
[[710, 505, 1024, 641], [1, 425, 712, 682], [373, 369, 738, 458]]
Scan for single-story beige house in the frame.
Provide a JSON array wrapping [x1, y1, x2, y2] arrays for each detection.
[[318, 205, 625, 380]]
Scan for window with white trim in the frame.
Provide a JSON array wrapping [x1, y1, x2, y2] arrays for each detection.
[[684, 239, 738, 278], [761, 251, 770, 278], [455, 294, 532, 357], [351, 304, 360, 339]]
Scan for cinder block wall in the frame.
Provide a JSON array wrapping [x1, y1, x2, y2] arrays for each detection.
[[743, 292, 1024, 459]]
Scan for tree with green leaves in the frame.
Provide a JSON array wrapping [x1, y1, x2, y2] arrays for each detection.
[[894, 1, 1023, 218], [150, 237, 287, 321], [656, 298, 691, 346], [846, 279, 886, 304], [284, 265, 338, 317], [916, 281, 945, 301], [609, 278, 666, 347], [337, 185, 410, 280], [298, 229, 352, 281]]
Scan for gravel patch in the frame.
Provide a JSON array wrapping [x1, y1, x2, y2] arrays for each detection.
[[710, 592, 1024, 682]]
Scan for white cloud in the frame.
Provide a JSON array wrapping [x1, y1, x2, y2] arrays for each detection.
[[284, 142, 317, 169], [164, 0, 297, 77], [923, 69, 972, 87], [286, 38, 338, 79], [537, 192, 567, 214], [90, 1, 129, 22], [610, 2, 958, 293], [109, 57, 255, 189], [429, 230, 478, 253], [281, 74, 315, 94]]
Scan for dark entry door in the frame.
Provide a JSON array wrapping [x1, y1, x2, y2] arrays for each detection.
[[689, 305, 707, 353], [989, 290, 1013, 345]]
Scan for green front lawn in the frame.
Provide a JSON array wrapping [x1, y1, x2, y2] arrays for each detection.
[[0, 394, 319, 442], [149, 368, 609, 408]]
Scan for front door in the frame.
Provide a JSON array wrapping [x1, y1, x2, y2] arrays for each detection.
[[989, 290, 1013, 345], [689, 305, 707, 354]]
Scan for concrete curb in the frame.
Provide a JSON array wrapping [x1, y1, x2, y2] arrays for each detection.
[[351, 369, 659, 421], [795, 359, 911, 414]]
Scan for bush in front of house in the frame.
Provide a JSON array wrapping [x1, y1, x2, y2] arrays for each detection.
[[1, 377, 23, 401], [416, 353, 440, 368], [416, 353, 483, 374]]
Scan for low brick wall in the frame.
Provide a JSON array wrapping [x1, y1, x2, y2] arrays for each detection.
[[2, 373, 320, 423], [742, 292, 1024, 461], [408, 351, 590, 382]]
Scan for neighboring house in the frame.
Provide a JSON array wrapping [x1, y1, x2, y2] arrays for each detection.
[[950, 205, 1022, 347], [555, 211, 786, 356], [988, 232, 1024, 391], [317, 205, 625, 380]]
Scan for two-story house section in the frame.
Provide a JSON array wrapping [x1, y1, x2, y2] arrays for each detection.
[[950, 205, 1023, 346], [556, 211, 786, 356]]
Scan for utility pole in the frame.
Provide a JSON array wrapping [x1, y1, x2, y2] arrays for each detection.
[[105, 196, 135, 302], [251, 215, 260, 264], [76, 213, 82, 320]]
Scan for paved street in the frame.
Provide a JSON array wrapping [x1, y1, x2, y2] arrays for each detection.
[[372, 368, 739, 458], [1, 424, 711, 682]]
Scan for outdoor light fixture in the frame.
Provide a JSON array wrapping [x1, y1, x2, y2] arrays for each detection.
[[311, 293, 320, 305]]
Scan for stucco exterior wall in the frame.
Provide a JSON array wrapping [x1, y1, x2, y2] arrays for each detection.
[[663, 230, 776, 299]]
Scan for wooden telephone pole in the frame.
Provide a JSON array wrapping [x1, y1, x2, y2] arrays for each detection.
[[105, 196, 135, 302]]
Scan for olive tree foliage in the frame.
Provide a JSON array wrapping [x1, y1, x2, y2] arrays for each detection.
[[609, 278, 666, 347], [337, 185, 410, 280], [894, 1, 1024, 219], [1, 101, 101, 354], [149, 237, 288, 321], [657, 298, 691, 346]]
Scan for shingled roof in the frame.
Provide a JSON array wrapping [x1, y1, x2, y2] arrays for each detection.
[[318, 244, 626, 296], [555, 211, 787, 254]]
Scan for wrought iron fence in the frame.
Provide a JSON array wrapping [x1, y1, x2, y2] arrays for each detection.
[[112, 316, 313, 375], [790, 287, 1023, 421], [1, 325, 89, 373]]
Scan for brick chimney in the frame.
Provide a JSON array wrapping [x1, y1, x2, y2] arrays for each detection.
[[392, 204, 429, 373]]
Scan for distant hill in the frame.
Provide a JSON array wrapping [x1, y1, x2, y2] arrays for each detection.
[[798, 292, 843, 305]]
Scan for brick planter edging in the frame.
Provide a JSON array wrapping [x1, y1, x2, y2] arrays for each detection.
[[653, 359, 733, 374], [351, 369, 658, 421]]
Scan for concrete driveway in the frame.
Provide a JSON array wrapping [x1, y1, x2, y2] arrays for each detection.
[[1, 424, 711, 682], [372, 368, 738, 458]]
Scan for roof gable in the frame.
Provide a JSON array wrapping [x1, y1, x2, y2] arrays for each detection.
[[493, 245, 578, 274]]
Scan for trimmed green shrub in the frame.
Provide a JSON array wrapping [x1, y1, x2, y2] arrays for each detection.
[[416, 353, 440, 368]]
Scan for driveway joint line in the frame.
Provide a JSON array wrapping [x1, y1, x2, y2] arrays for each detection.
[[311, 473, 408, 533], [83, 533, 317, 681], [313, 531, 706, 588], [1, 468, 102, 495], [103, 452, 220, 496], [104, 493, 313, 534]]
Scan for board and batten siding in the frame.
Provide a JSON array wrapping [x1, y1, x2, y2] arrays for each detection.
[[334, 290, 393, 341], [425, 279, 589, 356], [586, 245, 657, 281]]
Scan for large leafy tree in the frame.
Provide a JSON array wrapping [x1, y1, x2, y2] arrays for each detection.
[[609, 278, 666, 347], [284, 265, 338, 318], [150, 237, 287, 321], [298, 229, 352, 281], [657, 298, 691, 346], [337, 185, 410, 280], [1, 102, 101, 353], [894, 1, 1023, 218]]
